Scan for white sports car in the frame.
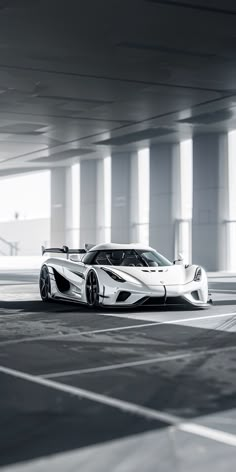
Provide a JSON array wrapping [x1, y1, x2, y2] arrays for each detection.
[[39, 243, 209, 308]]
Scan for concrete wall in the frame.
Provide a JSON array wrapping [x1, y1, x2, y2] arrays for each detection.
[[0, 218, 50, 256]]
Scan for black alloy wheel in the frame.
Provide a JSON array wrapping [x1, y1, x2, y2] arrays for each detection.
[[39, 265, 51, 301], [86, 270, 100, 307]]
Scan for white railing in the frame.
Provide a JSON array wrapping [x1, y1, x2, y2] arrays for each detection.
[[0, 236, 19, 256]]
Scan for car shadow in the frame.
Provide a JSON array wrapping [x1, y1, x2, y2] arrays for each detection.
[[0, 300, 81, 315], [0, 299, 212, 316], [0, 296, 235, 316]]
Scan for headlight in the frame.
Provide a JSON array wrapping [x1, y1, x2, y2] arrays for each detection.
[[194, 267, 202, 281], [102, 268, 126, 283]]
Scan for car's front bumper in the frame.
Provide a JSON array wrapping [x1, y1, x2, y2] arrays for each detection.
[[100, 281, 209, 308]]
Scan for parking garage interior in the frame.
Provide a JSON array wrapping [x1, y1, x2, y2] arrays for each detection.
[[1, 1, 236, 471]]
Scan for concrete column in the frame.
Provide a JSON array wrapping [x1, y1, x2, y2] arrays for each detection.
[[64, 166, 74, 247], [172, 140, 193, 265], [50, 166, 76, 247], [66, 163, 80, 248], [80, 159, 98, 246], [96, 157, 112, 244], [51, 160, 109, 249], [192, 134, 228, 271], [227, 131, 236, 271], [130, 150, 150, 245], [50, 167, 67, 247], [130, 152, 139, 243], [149, 144, 175, 260], [111, 153, 131, 243], [96, 159, 105, 244]]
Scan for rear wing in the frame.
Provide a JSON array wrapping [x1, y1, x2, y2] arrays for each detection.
[[41, 245, 86, 258]]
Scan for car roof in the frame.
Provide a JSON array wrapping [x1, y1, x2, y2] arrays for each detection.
[[88, 243, 154, 252]]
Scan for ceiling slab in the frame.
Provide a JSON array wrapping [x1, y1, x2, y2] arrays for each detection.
[[0, 0, 236, 172]]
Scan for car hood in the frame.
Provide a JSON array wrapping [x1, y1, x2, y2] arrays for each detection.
[[106, 264, 190, 286]]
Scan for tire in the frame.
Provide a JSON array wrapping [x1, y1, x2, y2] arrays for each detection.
[[85, 269, 100, 307], [39, 265, 51, 302]]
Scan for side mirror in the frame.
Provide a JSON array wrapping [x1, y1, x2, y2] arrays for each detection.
[[173, 253, 184, 265]]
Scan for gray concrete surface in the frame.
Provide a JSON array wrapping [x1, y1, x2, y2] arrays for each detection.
[[0, 271, 236, 471]]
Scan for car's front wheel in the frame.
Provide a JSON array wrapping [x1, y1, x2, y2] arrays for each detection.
[[86, 270, 100, 307], [39, 265, 51, 302]]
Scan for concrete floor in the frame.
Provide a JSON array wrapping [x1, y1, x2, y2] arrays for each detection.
[[0, 271, 236, 471]]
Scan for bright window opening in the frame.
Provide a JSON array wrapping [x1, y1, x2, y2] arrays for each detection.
[[0, 171, 50, 222], [0, 171, 50, 256]]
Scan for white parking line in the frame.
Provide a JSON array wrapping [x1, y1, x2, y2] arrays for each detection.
[[41, 344, 236, 379], [0, 311, 236, 347], [1, 364, 236, 448], [0, 364, 181, 425], [0, 282, 35, 286], [210, 289, 236, 293], [179, 423, 236, 447]]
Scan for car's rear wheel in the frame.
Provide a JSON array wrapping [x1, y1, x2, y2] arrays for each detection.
[[39, 265, 51, 302], [86, 270, 100, 307]]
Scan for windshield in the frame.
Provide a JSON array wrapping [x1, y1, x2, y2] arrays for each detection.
[[83, 249, 172, 267]]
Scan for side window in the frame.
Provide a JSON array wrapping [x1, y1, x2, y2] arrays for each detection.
[[82, 251, 97, 265], [95, 252, 110, 265]]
